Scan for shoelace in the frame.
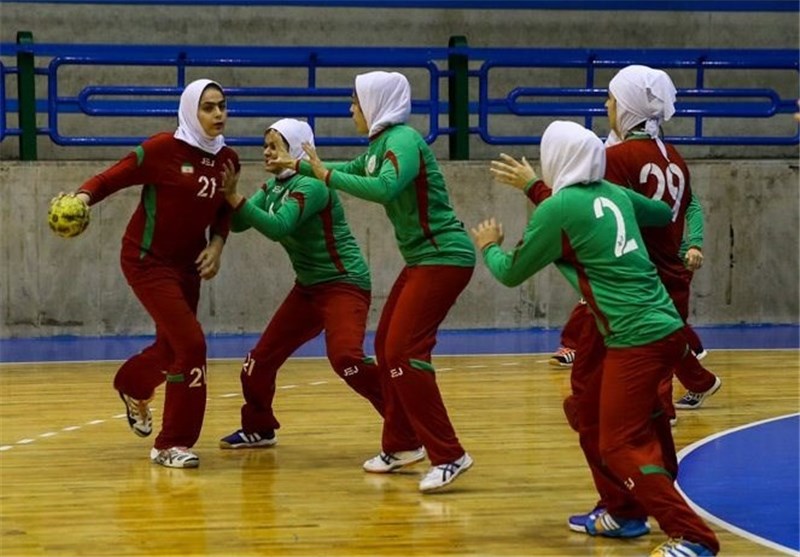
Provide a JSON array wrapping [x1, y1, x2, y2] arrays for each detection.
[[682, 391, 704, 402], [433, 461, 462, 481], [379, 452, 399, 465]]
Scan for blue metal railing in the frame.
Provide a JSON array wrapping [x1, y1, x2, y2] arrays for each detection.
[[0, 42, 798, 156]]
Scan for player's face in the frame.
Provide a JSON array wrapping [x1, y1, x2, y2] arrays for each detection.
[[605, 93, 619, 137], [263, 129, 288, 173], [197, 86, 227, 138], [350, 93, 369, 135]]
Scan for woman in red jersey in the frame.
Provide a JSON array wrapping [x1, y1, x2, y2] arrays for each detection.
[[73, 79, 240, 468]]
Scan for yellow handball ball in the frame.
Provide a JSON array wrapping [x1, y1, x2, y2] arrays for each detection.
[[48, 193, 90, 238]]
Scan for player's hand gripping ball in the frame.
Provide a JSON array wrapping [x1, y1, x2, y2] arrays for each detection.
[[48, 192, 90, 238]]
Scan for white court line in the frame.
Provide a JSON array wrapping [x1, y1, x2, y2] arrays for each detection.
[[675, 412, 800, 556], [2, 357, 532, 452]]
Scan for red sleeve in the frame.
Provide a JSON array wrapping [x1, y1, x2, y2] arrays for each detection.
[[76, 134, 167, 205], [524, 179, 552, 205]]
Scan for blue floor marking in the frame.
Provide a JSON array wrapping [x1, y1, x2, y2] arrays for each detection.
[[677, 414, 800, 555]]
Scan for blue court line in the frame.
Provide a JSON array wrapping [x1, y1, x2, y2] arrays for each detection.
[[676, 414, 800, 555], [0, 324, 797, 363]]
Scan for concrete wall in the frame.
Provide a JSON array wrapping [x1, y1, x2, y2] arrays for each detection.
[[1, 5, 798, 161], [1, 158, 797, 338]]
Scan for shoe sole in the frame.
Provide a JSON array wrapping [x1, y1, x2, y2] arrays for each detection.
[[548, 359, 573, 367], [419, 456, 474, 493], [567, 522, 588, 533], [219, 439, 277, 449], [152, 458, 199, 469], [364, 452, 426, 473]]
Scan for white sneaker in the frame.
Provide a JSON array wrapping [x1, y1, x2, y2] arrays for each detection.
[[419, 452, 473, 492], [150, 447, 199, 469], [119, 391, 153, 437], [363, 447, 426, 473]]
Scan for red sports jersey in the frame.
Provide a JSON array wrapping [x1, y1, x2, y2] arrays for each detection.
[[604, 137, 691, 287], [79, 133, 239, 267]]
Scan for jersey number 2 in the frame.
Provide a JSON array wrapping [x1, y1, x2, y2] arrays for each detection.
[[593, 197, 639, 258]]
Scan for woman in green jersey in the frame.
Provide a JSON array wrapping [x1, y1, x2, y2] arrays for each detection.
[[473, 121, 719, 557], [217, 118, 384, 450], [274, 72, 475, 493]]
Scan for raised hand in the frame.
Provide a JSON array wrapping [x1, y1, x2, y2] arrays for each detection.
[[490, 153, 538, 190], [220, 159, 243, 208], [302, 142, 328, 182], [470, 217, 504, 251]]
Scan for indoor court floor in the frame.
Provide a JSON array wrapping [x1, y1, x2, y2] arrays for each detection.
[[1, 325, 798, 556]]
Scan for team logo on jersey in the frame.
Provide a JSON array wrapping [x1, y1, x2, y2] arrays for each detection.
[[201, 157, 215, 167], [366, 154, 378, 175], [181, 162, 194, 174]]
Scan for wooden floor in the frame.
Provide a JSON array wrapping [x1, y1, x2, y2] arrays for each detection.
[[1, 350, 797, 556]]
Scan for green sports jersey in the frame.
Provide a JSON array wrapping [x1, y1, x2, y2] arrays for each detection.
[[302, 124, 475, 268], [483, 180, 683, 348], [232, 173, 370, 290]]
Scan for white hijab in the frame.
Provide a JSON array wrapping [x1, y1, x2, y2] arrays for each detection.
[[268, 118, 315, 179], [608, 65, 676, 160], [541, 121, 606, 194], [173, 79, 226, 155], [354, 71, 412, 137]]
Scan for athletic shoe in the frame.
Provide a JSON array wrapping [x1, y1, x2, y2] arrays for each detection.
[[150, 446, 199, 469], [418, 453, 474, 492], [567, 505, 605, 533], [585, 510, 650, 538], [675, 376, 722, 410], [219, 429, 277, 449], [363, 447, 426, 473], [650, 538, 715, 556], [118, 391, 152, 438], [549, 347, 576, 367]]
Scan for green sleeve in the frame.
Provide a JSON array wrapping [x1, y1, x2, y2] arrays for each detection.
[[482, 200, 563, 287], [683, 192, 704, 250], [297, 154, 368, 178], [231, 188, 266, 233], [234, 179, 329, 241], [327, 136, 419, 204], [623, 187, 673, 227]]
